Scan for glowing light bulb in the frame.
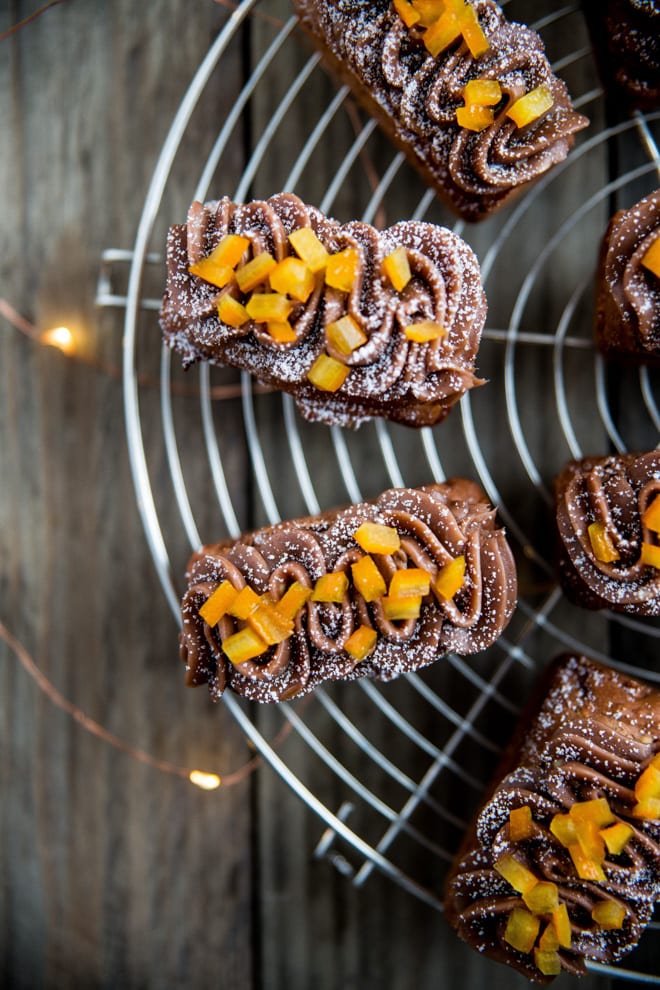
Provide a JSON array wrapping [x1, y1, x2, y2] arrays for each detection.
[[42, 325, 74, 354], [189, 770, 222, 790]]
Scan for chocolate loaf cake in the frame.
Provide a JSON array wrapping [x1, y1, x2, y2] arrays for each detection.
[[293, 0, 588, 221], [179, 481, 517, 703], [595, 189, 660, 363], [160, 193, 486, 427], [582, 0, 660, 111], [444, 653, 660, 982], [555, 451, 660, 615]]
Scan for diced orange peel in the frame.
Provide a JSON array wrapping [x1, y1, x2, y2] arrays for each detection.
[[382, 593, 422, 621], [325, 314, 368, 356], [641, 234, 660, 279], [199, 580, 238, 626], [222, 626, 268, 665], [494, 854, 537, 895], [600, 822, 633, 856], [506, 84, 554, 129], [570, 797, 615, 828], [523, 881, 559, 916], [503, 907, 540, 955], [538, 921, 559, 952], [247, 602, 294, 645], [245, 292, 293, 324], [345, 624, 378, 662], [434, 554, 466, 599], [389, 567, 431, 599], [382, 246, 412, 293], [275, 581, 312, 620], [235, 251, 277, 293], [635, 762, 660, 802], [288, 226, 329, 273], [421, 3, 489, 59], [567, 842, 606, 882], [307, 353, 349, 392], [403, 321, 446, 342], [189, 258, 234, 289], [592, 901, 626, 931], [575, 820, 606, 864], [354, 522, 401, 555], [311, 571, 349, 603], [393, 0, 422, 28], [189, 234, 250, 287], [550, 812, 578, 848], [640, 541, 660, 569], [642, 494, 660, 533], [266, 320, 297, 344], [227, 585, 261, 620], [534, 948, 562, 977], [351, 555, 388, 602], [269, 256, 315, 303], [509, 805, 534, 842], [588, 520, 620, 563], [218, 294, 250, 328], [552, 903, 572, 948], [325, 247, 359, 293], [456, 104, 495, 131], [632, 797, 660, 820], [464, 78, 502, 106]]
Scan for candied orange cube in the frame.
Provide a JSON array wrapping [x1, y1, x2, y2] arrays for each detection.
[[247, 602, 294, 645], [217, 294, 250, 328], [410, 0, 445, 29], [632, 797, 660, 820], [382, 246, 412, 292], [464, 79, 502, 106], [642, 235, 660, 279], [592, 901, 626, 931], [245, 292, 293, 324], [382, 594, 422, 621], [538, 921, 559, 952], [269, 256, 315, 303], [641, 494, 660, 533], [588, 521, 620, 562], [275, 581, 312, 620], [326, 315, 367, 356], [393, 0, 422, 28], [351, 555, 387, 602], [600, 822, 633, 856], [227, 585, 261, 620], [641, 541, 660, 569], [493, 854, 537, 895], [534, 948, 561, 978], [635, 763, 660, 800], [568, 843, 606, 882], [199, 579, 238, 626], [266, 321, 297, 344], [389, 568, 431, 599], [288, 226, 329, 273], [570, 797, 615, 827], [189, 258, 235, 289], [434, 555, 466, 600], [456, 104, 495, 132], [423, 9, 461, 56], [325, 248, 359, 293], [208, 233, 250, 269], [509, 805, 534, 842], [550, 812, 578, 847], [222, 626, 268, 665], [354, 522, 401, 555], [523, 880, 559, 915], [307, 353, 349, 392], [551, 904, 572, 948], [345, 624, 378, 662], [403, 321, 446, 343], [235, 251, 277, 293], [503, 908, 540, 955], [506, 84, 554, 129], [575, 820, 606, 864], [312, 571, 349, 603], [458, 5, 490, 58]]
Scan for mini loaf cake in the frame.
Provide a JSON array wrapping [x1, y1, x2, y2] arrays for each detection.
[[444, 653, 660, 982], [595, 188, 660, 363], [555, 450, 660, 615], [179, 481, 517, 703], [582, 0, 660, 111], [160, 193, 486, 427], [292, 0, 589, 221]]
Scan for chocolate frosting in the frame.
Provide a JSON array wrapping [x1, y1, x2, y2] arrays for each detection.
[[160, 193, 486, 427], [595, 189, 660, 362], [444, 654, 660, 982], [179, 481, 517, 703], [555, 451, 660, 615], [582, 0, 660, 111], [293, 0, 588, 221]]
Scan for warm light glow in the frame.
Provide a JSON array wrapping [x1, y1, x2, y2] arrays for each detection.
[[189, 770, 222, 790], [42, 325, 75, 354]]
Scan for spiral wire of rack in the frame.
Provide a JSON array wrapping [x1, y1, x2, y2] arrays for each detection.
[[111, 1, 660, 981]]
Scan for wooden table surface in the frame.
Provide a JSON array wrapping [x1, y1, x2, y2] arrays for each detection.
[[1, 2, 659, 988]]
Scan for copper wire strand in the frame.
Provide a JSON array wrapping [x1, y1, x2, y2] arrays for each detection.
[[0, 0, 67, 42]]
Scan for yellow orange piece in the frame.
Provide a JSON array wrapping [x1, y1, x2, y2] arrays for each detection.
[[235, 251, 277, 293], [208, 233, 250, 269], [275, 581, 312, 620], [403, 321, 446, 343], [464, 78, 502, 106], [575, 820, 606, 865], [288, 226, 329, 273], [538, 921, 559, 952], [307, 353, 349, 392], [382, 246, 412, 292], [247, 602, 294, 646], [635, 763, 660, 801], [312, 571, 349, 603], [269, 256, 315, 303], [394, 0, 422, 28], [456, 104, 494, 132], [570, 797, 615, 828], [550, 812, 578, 848], [588, 521, 620, 563], [534, 948, 562, 977], [641, 541, 660, 569], [199, 580, 238, 626], [503, 907, 540, 955], [222, 626, 268, 665], [509, 805, 534, 842], [266, 321, 297, 344], [642, 235, 660, 279], [592, 901, 626, 930], [423, 9, 462, 56], [351, 555, 388, 602], [568, 843, 606, 882], [345, 624, 378, 662], [600, 822, 633, 856], [382, 594, 422, 621], [189, 258, 235, 289], [411, 0, 446, 29], [326, 314, 368, 356], [325, 248, 359, 293], [434, 555, 466, 599], [217, 294, 250, 328], [389, 568, 431, 599], [227, 585, 261, 620], [523, 880, 559, 915], [493, 854, 537, 895], [245, 292, 293, 324], [642, 494, 660, 533], [552, 904, 572, 948], [458, 5, 490, 58], [632, 797, 660, 820], [354, 522, 401, 555], [506, 84, 554, 128]]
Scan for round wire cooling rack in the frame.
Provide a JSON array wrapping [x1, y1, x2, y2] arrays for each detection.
[[118, 0, 660, 982]]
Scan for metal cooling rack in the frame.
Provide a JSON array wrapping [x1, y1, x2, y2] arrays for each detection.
[[107, 1, 660, 982]]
